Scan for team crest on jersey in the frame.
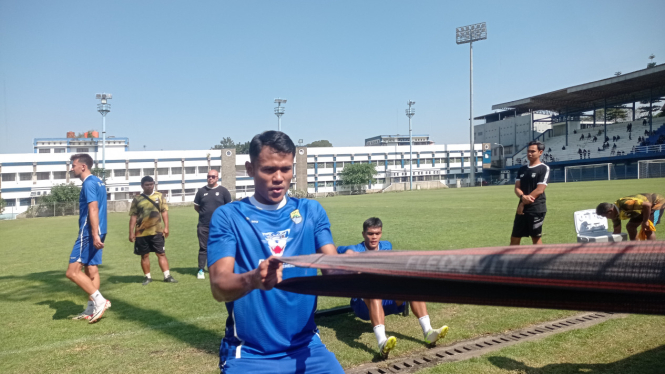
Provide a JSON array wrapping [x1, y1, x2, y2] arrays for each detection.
[[532, 173, 536, 178], [216, 192, 219, 196], [262, 229, 291, 256], [290, 209, 302, 224]]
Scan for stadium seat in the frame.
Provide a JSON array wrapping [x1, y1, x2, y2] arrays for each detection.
[[574, 209, 627, 243]]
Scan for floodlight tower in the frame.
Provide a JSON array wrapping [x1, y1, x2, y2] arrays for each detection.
[[274, 99, 287, 131], [405, 100, 416, 191], [456, 22, 487, 187], [96, 93, 112, 178]]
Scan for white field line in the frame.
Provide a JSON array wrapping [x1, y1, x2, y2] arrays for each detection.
[[0, 313, 223, 357]]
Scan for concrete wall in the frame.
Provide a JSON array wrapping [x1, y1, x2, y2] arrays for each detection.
[[382, 180, 449, 192]]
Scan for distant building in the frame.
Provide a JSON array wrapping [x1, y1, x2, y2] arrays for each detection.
[[365, 134, 434, 146], [34, 133, 129, 154]]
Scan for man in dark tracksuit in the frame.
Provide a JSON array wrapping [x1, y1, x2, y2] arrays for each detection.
[[193, 169, 232, 279]]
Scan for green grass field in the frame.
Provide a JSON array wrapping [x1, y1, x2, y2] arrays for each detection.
[[1, 179, 664, 373]]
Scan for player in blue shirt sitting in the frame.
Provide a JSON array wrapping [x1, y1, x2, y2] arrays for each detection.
[[207, 131, 344, 374], [337, 217, 449, 359]]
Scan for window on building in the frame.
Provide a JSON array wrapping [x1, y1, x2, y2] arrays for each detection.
[[156, 168, 168, 176], [463, 157, 470, 164], [307, 163, 315, 169], [1, 173, 16, 182], [39, 149, 51, 153], [114, 169, 126, 177], [376, 178, 385, 184], [307, 182, 315, 188], [171, 189, 183, 196], [53, 171, 67, 180], [20, 198, 31, 206], [76, 148, 89, 152], [5, 198, 16, 207], [211, 166, 221, 172], [184, 188, 196, 195], [184, 167, 196, 174], [143, 168, 154, 177], [198, 166, 208, 174], [171, 167, 182, 175], [19, 173, 32, 181], [236, 185, 246, 192], [317, 162, 325, 169], [128, 169, 141, 177], [326, 162, 334, 168]]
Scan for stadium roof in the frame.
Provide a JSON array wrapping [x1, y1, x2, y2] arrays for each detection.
[[490, 64, 665, 114]]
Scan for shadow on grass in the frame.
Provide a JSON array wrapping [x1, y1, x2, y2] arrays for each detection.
[[170, 267, 201, 277], [489, 345, 665, 374], [316, 313, 424, 361], [0, 271, 222, 354], [36, 300, 82, 320], [106, 275, 145, 284]]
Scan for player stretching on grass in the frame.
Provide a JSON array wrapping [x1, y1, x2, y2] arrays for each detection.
[[596, 193, 665, 240], [65, 153, 111, 323], [207, 131, 344, 374], [337, 217, 449, 359], [511, 141, 549, 245]]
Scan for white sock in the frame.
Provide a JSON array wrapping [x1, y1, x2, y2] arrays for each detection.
[[163, 270, 170, 278], [91, 290, 105, 307], [419, 315, 432, 335], [144, 273, 151, 279], [373, 324, 387, 346]]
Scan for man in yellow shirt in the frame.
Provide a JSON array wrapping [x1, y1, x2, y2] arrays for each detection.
[[129, 176, 178, 285], [596, 193, 665, 240]]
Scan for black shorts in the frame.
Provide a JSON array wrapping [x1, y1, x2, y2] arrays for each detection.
[[511, 213, 546, 238], [134, 234, 166, 256]]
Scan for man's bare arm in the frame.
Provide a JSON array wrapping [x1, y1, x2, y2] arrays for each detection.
[[129, 215, 137, 242], [641, 201, 653, 230], [209, 256, 282, 303], [88, 201, 104, 249], [162, 211, 169, 238], [194, 205, 200, 213], [523, 184, 547, 205]]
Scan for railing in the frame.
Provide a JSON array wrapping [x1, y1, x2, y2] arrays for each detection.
[[509, 129, 552, 165], [634, 144, 665, 154]]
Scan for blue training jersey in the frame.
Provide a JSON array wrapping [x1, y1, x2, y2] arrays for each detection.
[[78, 175, 107, 237], [207, 197, 334, 359], [336, 240, 392, 254]]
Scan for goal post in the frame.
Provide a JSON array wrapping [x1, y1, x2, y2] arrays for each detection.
[[564, 163, 616, 183], [638, 159, 665, 179]]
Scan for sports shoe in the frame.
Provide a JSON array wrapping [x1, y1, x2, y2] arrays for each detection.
[[197, 269, 205, 280], [164, 275, 178, 283], [72, 306, 93, 320], [424, 325, 449, 346], [89, 299, 111, 324], [142, 276, 153, 286], [379, 336, 397, 359]]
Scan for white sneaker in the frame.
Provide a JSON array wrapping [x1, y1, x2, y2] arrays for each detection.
[[72, 304, 93, 320], [197, 270, 205, 280], [424, 325, 449, 346], [89, 300, 111, 324]]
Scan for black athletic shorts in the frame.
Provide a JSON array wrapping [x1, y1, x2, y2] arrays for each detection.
[[511, 213, 546, 238], [134, 234, 166, 256]]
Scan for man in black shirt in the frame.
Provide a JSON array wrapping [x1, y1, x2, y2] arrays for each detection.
[[193, 169, 232, 279], [510, 141, 550, 245]]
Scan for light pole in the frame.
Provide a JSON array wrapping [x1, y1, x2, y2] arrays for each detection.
[[96, 93, 112, 178], [456, 22, 487, 187], [493, 143, 504, 168], [274, 98, 287, 131], [405, 100, 416, 191]]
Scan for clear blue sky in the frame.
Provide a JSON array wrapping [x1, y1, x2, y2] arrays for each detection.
[[1, 0, 663, 153]]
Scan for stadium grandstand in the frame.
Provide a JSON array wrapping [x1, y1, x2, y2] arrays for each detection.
[[476, 64, 665, 183]]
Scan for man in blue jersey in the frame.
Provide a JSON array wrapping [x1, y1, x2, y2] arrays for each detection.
[[207, 131, 344, 374], [337, 217, 448, 359], [65, 154, 111, 324]]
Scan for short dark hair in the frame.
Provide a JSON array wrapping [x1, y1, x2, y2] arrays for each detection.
[[363, 217, 383, 232], [528, 141, 545, 151], [141, 176, 154, 185], [249, 131, 296, 163], [70, 153, 93, 169], [596, 202, 614, 216]]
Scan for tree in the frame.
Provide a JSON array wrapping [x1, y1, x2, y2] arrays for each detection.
[[305, 140, 333, 147], [647, 54, 656, 69], [41, 183, 81, 204], [91, 167, 107, 181], [75, 130, 96, 138], [338, 163, 376, 193], [212, 137, 251, 154], [595, 107, 629, 123], [0, 198, 6, 214]]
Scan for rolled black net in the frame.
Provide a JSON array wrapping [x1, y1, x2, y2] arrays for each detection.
[[275, 242, 665, 315]]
